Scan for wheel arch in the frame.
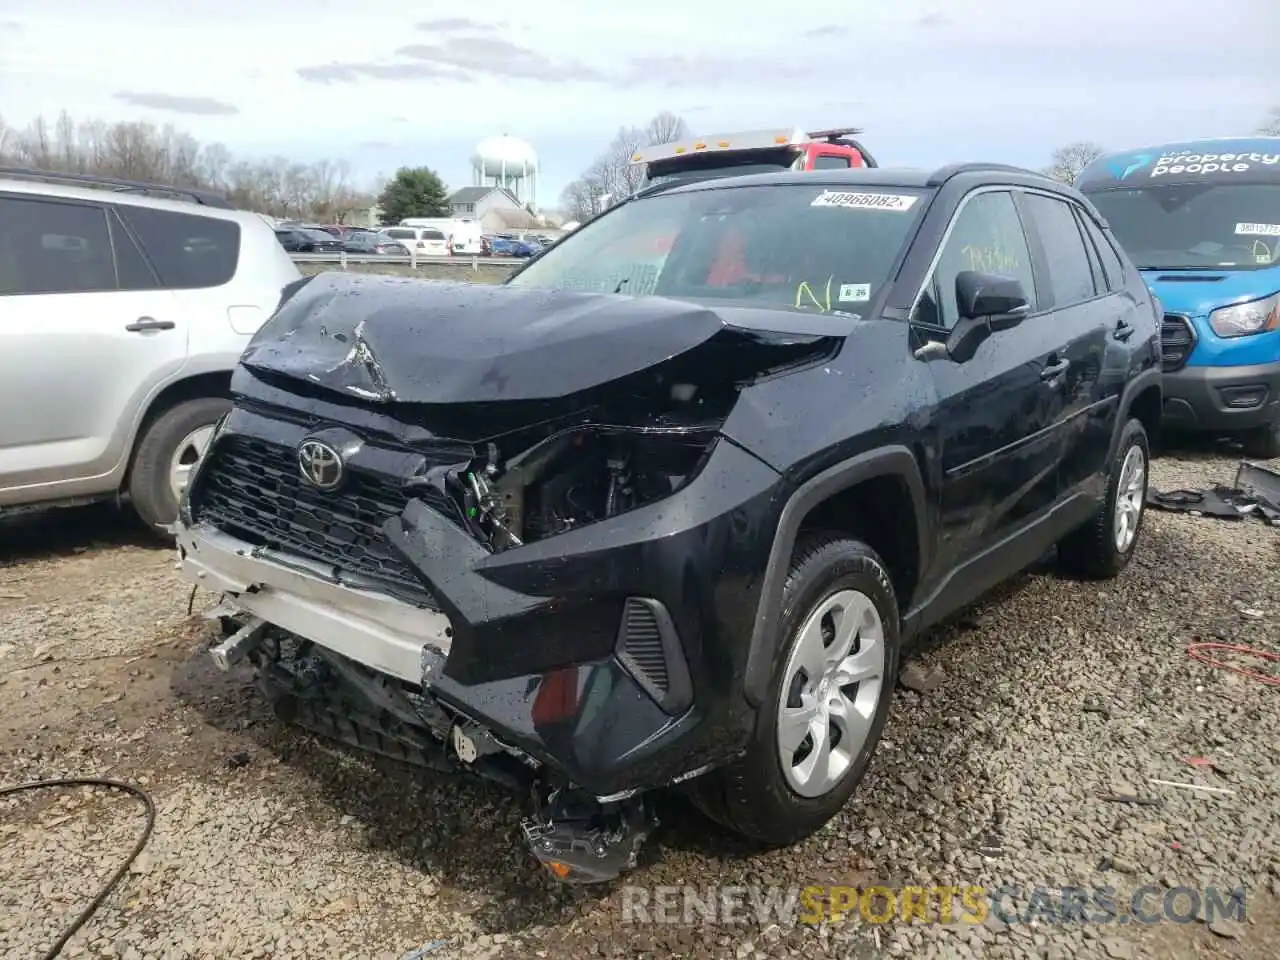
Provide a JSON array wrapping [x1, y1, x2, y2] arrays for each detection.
[[1108, 367, 1162, 466], [120, 369, 232, 488], [742, 446, 929, 707]]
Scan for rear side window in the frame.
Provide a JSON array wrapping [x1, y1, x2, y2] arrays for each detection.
[[1078, 211, 1128, 290], [119, 207, 239, 289], [812, 154, 851, 169], [1021, 193, 1096, 307], [385, 228, 414, 240], [0, 195, 116, 295]]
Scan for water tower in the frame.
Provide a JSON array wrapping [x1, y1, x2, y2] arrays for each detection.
[[471, 134, 539, 210]]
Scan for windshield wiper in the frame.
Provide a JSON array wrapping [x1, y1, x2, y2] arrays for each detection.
[[613, 277, 630, 294]]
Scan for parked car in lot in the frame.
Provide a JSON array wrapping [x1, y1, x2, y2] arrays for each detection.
[[175, 163, 1161, 884], [342, 231, 410, 256], [0, 166, 301, 530], [1076, 137, 1280, 457], [380, 226, 448, 258], [274, 227, 344, 254], [490, 234, 539, 257]]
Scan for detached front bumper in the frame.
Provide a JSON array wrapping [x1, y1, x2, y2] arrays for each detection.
[[175, 419, 782, 798], [1162, 362, 1280, 433], [176, 523, 453, 684]]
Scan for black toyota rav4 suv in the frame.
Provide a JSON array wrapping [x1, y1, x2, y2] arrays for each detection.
[[175, 163, 1163, 882]]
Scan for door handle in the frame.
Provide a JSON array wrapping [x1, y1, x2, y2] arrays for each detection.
[[1041, 358, 1071, 381], [125, 317, 175, 332], [1113, 319, 1135, 342]]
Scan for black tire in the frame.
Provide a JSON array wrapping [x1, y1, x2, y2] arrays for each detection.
[[1239, 418, 1280, 460], [1057, 417, 1150, 580], [690, 533, 900, 846], [128, 396, 231, 532]]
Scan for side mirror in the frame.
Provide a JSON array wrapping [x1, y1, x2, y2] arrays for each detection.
[[956, 270, 1031, 326], [946, 271, 1032, 363]]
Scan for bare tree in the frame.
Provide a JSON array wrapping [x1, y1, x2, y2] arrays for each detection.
[[644, 111, 690, 146], [1041, 141, 1106, 185], [559, 110, 692, 212], [0, 111, 379, 220], [1259, 106, 1280, 136], [559, 174, 607, 223]]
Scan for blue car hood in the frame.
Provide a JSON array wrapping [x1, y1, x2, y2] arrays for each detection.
[[1142, 267, 1280, 318]]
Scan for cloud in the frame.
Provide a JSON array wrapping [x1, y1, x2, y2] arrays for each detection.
[[113, 91, 239, 116], [800, 24, 847, 39], [396, 38, 602, 82], [916, 11, 949, 28], [295, 60, 472, 84], [416, 17, 501, 33], [624, 54, 820, 87], [1, 20, 21, 32]]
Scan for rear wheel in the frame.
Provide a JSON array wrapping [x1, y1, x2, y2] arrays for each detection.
[[690, 534, 899, 845], [128, 396, 230, 532], [1058, 418, 1150, 579]]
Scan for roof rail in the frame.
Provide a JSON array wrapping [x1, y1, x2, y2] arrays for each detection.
[[0, 166, 234, 208], [926, 162, 1047, 186]]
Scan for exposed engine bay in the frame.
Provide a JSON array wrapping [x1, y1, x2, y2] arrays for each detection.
[[442, 426, 718, 552]]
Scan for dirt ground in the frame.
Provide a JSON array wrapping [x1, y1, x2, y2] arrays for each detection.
[[2, 443, 1278, 960]]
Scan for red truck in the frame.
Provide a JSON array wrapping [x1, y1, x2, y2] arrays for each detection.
[[630, 126, 877, 190]]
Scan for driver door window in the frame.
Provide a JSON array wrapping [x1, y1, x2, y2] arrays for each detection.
[[913, 191, 1037, 328]]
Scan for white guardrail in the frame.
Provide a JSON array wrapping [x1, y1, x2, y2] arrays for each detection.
[[289, 253, 519, 269]]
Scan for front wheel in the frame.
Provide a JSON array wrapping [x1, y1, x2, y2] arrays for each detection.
[[1057, 417, 1150, 579], [690, 534, 900, 846], [1239, 418, 1280, 460], [128, 396, 231, 532]]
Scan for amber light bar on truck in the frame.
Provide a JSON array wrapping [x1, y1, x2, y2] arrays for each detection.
[[629, 126, 866, 166]]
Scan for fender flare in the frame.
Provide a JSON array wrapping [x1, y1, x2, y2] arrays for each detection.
[[1107, 366, 1162, 464], [742, 445, 928, 707]]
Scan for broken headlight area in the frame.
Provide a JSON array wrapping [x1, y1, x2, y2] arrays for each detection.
[[439, 426, 720, 553], [397, 327, 838, 553]]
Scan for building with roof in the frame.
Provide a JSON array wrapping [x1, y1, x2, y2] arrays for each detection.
[[447, 186, 541, 234]]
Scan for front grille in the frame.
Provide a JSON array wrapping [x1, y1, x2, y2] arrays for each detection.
[[191, 434, 434, 606], [1160, 314, 1196, 372]]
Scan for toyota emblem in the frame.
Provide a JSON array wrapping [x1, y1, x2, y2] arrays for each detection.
[[297, 439, 345, 490]]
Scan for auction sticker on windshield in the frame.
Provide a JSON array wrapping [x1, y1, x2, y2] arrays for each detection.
[[1236, 222, 1280, 237], [811, 191, 919, 212]]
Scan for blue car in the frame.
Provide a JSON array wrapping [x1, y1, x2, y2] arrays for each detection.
[[491, 235, 539, 258], [1077, 138, 1280, 457]]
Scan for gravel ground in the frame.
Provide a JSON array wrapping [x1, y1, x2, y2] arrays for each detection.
[[1, 443, 1277, 960]]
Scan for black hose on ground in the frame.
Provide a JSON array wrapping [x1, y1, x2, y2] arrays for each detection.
[[0, 777, 157, 960]]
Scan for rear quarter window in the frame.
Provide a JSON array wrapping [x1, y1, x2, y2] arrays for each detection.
[[119, 207, 240, 289]]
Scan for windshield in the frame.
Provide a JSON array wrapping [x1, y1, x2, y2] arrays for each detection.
[[506, 183, 927, 314], [1087, 183, 1280, 270]]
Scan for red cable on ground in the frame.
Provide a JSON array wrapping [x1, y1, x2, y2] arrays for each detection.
[[1185, 643, 1280, 687]]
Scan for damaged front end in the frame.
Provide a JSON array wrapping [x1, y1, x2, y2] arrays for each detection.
[[175, 272, 842, 881]]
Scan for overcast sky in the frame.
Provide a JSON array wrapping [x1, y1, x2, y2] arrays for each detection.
[[1, 0, 1277, 206]]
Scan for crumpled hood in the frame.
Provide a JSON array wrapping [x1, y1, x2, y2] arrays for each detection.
[[1142, 267, 1280, 319], [239, 272, 851, 404]]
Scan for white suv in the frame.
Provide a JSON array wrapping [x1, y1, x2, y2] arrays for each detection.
[[0, 168, 301, 530]]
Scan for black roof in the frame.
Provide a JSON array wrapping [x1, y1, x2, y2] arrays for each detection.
[[658, 162, 1062, 196]]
